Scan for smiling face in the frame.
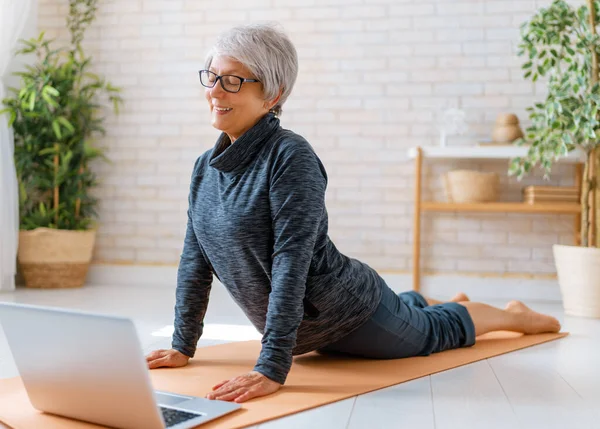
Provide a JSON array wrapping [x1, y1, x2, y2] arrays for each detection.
[[204, 56, 273, 142]]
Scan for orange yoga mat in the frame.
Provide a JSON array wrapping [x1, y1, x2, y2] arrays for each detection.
[[0, 332, 567, 429]]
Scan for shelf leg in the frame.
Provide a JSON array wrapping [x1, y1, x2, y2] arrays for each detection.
[[412, 147, 423, 292], [575, 162, 583, 246]]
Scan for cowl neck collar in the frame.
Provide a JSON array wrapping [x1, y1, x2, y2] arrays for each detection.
[[209, 113, 280, 174]]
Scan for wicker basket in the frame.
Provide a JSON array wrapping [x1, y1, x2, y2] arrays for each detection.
[[443, 170, 499, 203], [18, 227, 97, 288]]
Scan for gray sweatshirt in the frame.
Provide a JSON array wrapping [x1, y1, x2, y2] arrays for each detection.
[[172, 113, 383, 384]]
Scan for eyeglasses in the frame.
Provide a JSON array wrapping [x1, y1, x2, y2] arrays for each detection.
[[198, 70, 260, 93]]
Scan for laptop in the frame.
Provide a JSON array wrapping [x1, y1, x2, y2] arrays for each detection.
[[0, 302, 241, 429]]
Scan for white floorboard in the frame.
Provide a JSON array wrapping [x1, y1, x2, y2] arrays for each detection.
[[488, 345, 600, 429], [430, 360, 518, 429], [347, 376, 434, 429], [0, 281, 598, 429], [257, 398, 355, 429]]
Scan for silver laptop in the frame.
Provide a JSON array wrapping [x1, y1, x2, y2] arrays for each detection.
[[0, 302, 241, 429]]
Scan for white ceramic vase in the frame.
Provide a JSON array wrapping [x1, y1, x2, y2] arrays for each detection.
[[553, 244, 600, 318]]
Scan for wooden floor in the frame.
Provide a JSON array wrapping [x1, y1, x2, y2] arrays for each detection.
[[1, 281, 599, 429]]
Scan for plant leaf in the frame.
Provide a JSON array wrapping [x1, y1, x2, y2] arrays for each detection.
[[52, 120, 62, 139], [57, 116, 75, 133], [27, 92, 35, 110]]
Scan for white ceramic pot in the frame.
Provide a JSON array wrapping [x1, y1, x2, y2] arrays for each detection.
[[553, 244, 600, 318]]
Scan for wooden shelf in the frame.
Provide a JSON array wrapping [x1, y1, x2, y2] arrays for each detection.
[[421, 201, 581, 214], [409, 145, 585, 292]]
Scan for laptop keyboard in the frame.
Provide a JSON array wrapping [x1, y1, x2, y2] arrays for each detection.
[[160, 406, 203, 427]]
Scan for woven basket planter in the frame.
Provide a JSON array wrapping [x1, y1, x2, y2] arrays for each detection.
[[443, 170, 499, 203], [18, 228, 97, 288]]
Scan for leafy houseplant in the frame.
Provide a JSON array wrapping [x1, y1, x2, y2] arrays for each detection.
[[1, 0, 122, 288], [511, 0, 600, 317]]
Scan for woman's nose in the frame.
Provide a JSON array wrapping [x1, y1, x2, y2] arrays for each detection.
[[209, 79, 226, 97]]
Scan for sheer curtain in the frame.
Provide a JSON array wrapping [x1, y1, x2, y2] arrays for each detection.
[[1, 0, 33, 291]]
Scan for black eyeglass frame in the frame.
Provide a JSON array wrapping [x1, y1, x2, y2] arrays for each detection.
[[198, 69, 260, 93]]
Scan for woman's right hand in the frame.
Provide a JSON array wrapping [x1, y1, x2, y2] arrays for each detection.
[[146, 348, 191, 369]]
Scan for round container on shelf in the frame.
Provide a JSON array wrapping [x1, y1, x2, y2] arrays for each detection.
[[443, 170, 499, 203]]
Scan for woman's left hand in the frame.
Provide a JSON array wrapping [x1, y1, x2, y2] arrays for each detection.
[[206, 371, 281, 403]]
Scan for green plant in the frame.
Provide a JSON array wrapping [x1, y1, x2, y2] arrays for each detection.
[[1, 0, 122, 231], [511, 0, 600, 247]]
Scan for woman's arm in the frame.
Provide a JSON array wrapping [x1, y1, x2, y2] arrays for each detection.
[[253, 143, 327, 385], [171, 160, 213, 358]]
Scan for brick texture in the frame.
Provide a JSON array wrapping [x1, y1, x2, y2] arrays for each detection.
[[36, 0, 574, 276]]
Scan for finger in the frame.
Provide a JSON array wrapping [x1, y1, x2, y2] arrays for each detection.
[[210, 376, 250, 399], [208, 380, 237, 399], [215, 387, 247, 402], [211, 379, 231, 391], [145, 349, 166, 361], [147, 358, 163, 369], [147, 356, 169, 369], [234, 388, 259, 403]]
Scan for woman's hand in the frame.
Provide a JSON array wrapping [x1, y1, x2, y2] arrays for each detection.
[[146, 348, 190, 369], [206, 371, 281, 403]]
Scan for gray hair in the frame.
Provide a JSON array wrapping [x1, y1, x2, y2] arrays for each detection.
[[204, 23, 298, 117]]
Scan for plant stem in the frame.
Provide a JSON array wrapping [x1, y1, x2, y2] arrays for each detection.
[[590, 147, 597, 246], [582, 154, 590, 247], [594, 146, 600, 247], [53, 143, 59, 227], [585, 0, 598, 247], [75, 164, 83, 219]]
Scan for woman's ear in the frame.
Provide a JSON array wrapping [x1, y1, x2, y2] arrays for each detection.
[[267, 88, 284, 110]]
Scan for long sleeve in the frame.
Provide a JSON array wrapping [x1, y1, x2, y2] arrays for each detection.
[[253, 145, 327, 384], [171, 162, 213, 358]]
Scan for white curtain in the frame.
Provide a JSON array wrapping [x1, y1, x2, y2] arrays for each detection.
[[1, 0, 33, 291]]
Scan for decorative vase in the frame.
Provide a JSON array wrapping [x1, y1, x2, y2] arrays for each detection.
[[18, 227, 97, 288], [491, 113, 524, 143], [553, 244, 600, 318]]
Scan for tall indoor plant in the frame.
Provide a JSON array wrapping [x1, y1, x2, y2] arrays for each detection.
[[0, 0, 122, 288], [511, 0, 600, 317]]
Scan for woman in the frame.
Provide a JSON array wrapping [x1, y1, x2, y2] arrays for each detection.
[[146, 23, 560, 404]]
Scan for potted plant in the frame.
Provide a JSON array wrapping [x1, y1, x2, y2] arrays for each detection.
[[1, 0, 122, 288], [510, 0, 600, 317]]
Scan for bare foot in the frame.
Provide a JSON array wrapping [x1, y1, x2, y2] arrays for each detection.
[[426, 292, 470, 306], [504, 300, 561, 334], [450, 292, 470, 302]]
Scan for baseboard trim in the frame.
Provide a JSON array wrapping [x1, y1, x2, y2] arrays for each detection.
[[88, 264, 562, 303], [0, 275, 16, 292], [380, 273, 561, 303], [88, 263, 178, 288]]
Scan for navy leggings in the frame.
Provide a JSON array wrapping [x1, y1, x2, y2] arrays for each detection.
[[318, 284, 476, 359]]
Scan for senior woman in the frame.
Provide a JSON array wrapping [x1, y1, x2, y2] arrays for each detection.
[[146, 23, 561, 403]]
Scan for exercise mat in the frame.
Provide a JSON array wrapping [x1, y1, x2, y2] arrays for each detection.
[[0, 331, 567, 429]]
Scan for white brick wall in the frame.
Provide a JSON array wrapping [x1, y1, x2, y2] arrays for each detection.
[[36, 0, 575, 276]]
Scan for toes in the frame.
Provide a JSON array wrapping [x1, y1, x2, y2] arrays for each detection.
[[451, 293, 470, 302], [505, 300, 525, 311]]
